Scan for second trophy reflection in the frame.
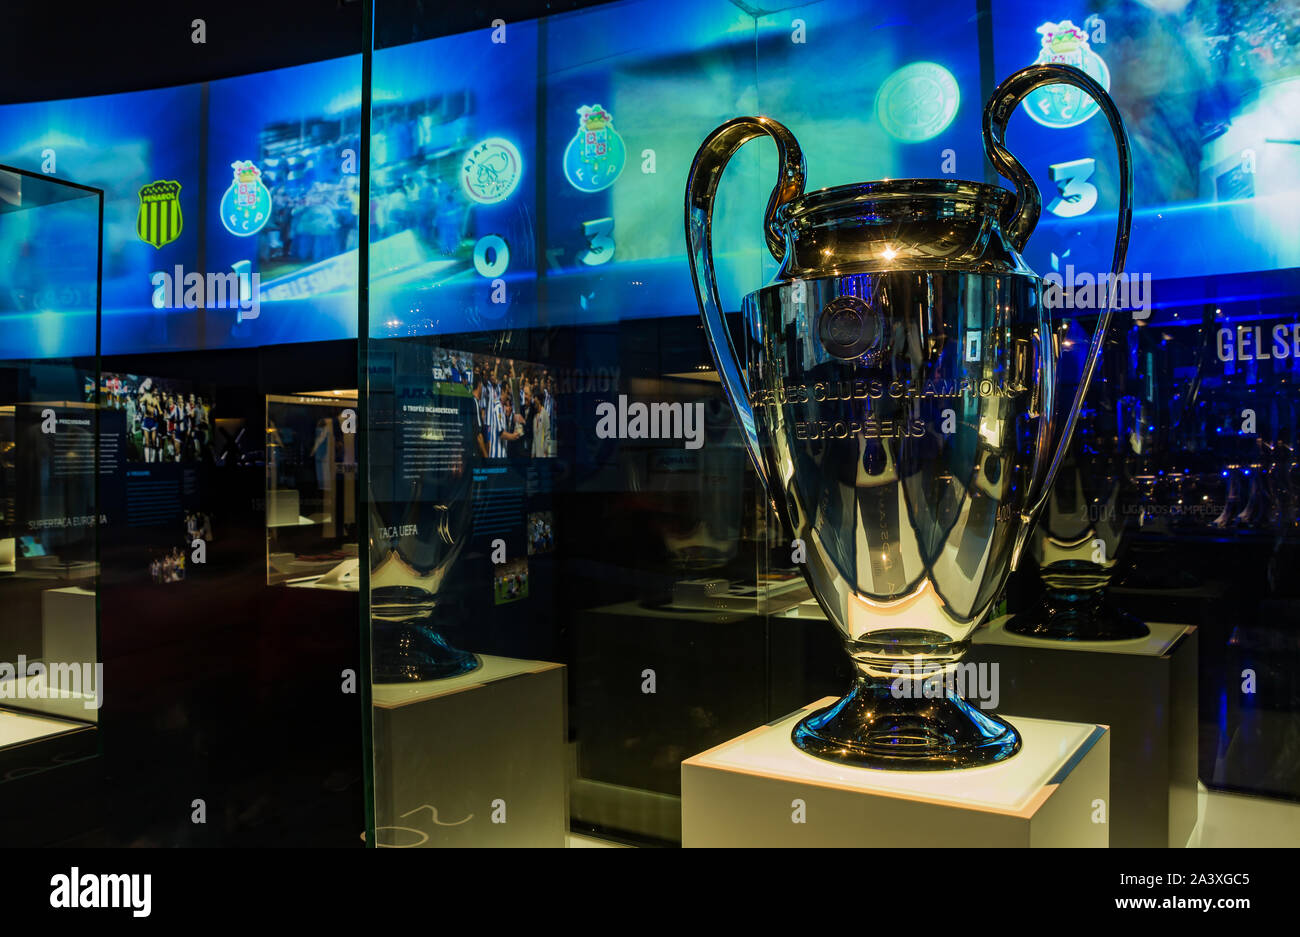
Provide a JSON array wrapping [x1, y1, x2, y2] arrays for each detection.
[[369, 471, 480, 681], [368, 342, 480, 683], [1007, 316, 1150, 641]]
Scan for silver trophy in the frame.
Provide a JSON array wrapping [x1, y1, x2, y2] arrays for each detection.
[[686, 65, 1133, 769]]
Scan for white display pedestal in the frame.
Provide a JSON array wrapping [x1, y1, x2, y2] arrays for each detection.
[[0, 709, 87, 749], [969, 617, 1198, 848], [266, 489, 301, 527], [0, 672, 98, 723], [0, 704, 96, 781], [682, 699, 1110, 847], [17, 586, 102, 723], [372, 655, 567, 847], [41, 586, 96, 663]]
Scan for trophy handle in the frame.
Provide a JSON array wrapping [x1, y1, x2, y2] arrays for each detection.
[[685, 117, 806, 494], [982, 64, 1133, 565]]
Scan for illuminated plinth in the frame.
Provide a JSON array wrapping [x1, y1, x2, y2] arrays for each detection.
[[371, 656, 566, 847], [969, 617, 1198, 848], [682, 701, 1109, 848]]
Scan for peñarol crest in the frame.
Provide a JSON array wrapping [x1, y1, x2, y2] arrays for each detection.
[[136, 180, 183, 249]]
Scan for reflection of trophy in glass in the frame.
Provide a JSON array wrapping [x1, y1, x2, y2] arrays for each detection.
[[370, 474, 480, 681], [369, 346, 481, 685], [1006, 318, 1149, 640], [686, 65, 1133, 769], [636, 397, 744, 574]]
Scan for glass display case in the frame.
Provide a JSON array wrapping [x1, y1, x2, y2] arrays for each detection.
[[361, 0, 1300, 847], [266, 391, 359, 587], [0, 164, 102, 773]]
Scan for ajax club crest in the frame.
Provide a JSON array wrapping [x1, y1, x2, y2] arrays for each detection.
[[461, 137, 524, 205], [1027, 20, 1110, 129], [563, 105, 626, 193], [136, 180, 183, 249], [220, 160, 272, 236]]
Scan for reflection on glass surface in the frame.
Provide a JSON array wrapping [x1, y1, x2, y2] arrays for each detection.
[[366, 346, 478, 681], [0, 166, 102, 762], [265, 392, 359, 587], [1008, 315, 1150, 640], [363, 0, 1300, 843]]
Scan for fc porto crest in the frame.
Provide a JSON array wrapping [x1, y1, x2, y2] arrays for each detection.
[[220, 160, 272, 237], [563, 105, 626, 193], [1027, 20, 1110, 129], [136, 180, 183, 249]]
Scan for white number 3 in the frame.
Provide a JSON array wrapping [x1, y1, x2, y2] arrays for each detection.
[[1047, 157, 1098, 218], [579, 217, 615, 266]]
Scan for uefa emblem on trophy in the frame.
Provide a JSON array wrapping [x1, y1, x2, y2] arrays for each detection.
[[686, 65, 1133, 769]]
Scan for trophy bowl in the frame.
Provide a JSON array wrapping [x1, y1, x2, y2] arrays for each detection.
[[686, 64, 1133, 769]]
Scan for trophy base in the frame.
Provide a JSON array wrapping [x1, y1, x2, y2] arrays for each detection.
[[1005, 593, 1149, 641], [792, 674, 1021, 771], [373, 621, 481, 683]]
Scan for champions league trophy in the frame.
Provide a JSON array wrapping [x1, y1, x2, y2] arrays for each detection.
[[686, 65, 1132, 769]]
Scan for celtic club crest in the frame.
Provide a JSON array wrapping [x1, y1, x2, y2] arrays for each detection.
[[219, 160, 272, 237], [563, 104, 626, 193], [461, 138, 524, 205], [136, 179, 183, 249], [874, 62, 961, 143], [1026, 20, 1111, 129]]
